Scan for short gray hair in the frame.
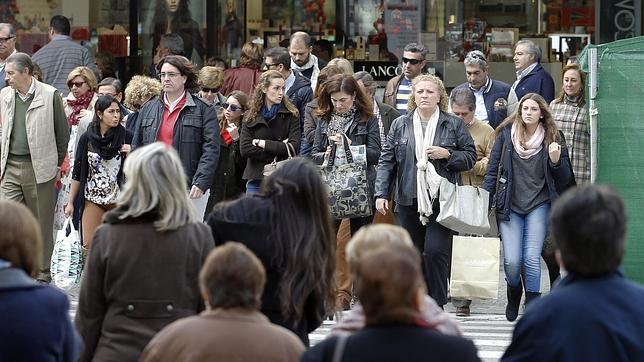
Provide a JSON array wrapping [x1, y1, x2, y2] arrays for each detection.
[[516, 39, 541, 62], [98, 77, 123, 94], [464, 50, 487, 69], [450, 87, 476, 111], [0, 23, 15, 36], [161, 33, 185, 56], [403, 43, 428, 59], [117, 142, 196, 231], [353, 71, 377, 96], [6, 52, 34, 75]]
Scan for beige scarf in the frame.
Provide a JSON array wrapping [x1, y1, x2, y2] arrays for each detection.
[[511, 121, 545, 159]]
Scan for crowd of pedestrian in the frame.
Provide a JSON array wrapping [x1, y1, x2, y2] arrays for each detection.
[[0, 14, 643, 362]]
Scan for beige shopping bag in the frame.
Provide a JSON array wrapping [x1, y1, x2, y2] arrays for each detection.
[[450, 235, 500, 299]]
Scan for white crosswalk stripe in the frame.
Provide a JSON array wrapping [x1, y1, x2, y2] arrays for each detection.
[[308, 313, 515, 362]]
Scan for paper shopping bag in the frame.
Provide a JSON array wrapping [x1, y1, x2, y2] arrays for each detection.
[[450, 235, 500, 299]]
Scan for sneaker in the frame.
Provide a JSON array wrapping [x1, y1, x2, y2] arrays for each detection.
[[456, 306, 470, 317]]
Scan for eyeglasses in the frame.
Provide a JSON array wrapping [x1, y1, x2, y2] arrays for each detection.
[[222, 102, 242, 112], [70, 81, 86, 88], [466, 52, 487, 63], [159, 72, 180, 79], [0, 36, 15, 44], [402, 57, 423, 65], [201, 87, 218, 93], [262, 63, 280, 70]]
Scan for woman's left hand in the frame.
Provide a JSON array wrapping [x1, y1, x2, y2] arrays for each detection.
[[328, 133, 350, 145], [426, 146, 450, 160], [548, 142, 561, 164]]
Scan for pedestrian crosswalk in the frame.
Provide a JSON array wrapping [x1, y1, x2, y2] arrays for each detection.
[[309, 313, 515, 362]]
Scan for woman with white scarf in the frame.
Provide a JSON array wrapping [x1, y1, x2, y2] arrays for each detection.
[[483, 93, 574, 322], [374, 74, 476, 309]]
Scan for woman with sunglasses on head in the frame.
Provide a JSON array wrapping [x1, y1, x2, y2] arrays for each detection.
[[239, 70, 300, 194], [205, 90, 249, 215]]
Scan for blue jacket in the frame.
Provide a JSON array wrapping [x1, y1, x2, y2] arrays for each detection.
[[483, 127, 574, 221], [0, 268, 82, 362], [514, 63, 555, 104], [453, 78, 511, 129], [286, 71, 313, 155], [503, 271, 644, 361]]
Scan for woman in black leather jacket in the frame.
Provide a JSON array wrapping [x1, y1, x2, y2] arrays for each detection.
[[311, 74, 381, 310], [374, 74, 476, 308]]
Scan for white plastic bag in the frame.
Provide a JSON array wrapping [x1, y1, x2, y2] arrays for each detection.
[[51, 218, 83, 290]]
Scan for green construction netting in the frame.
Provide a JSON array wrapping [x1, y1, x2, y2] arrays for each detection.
[[579, 37, 644, 284]]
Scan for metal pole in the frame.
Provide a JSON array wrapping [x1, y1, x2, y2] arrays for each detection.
[[588, 47, 598, 183]]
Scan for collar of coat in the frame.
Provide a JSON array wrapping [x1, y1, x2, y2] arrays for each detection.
[[247, 103, 292, 127], [0, 268, 38, 289]]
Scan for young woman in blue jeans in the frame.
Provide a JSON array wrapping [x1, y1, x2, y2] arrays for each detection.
[[484, 93, 574, 322]]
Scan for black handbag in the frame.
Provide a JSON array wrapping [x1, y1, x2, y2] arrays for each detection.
[[319, 135, 373, 219], [487, 144, 506, 237]]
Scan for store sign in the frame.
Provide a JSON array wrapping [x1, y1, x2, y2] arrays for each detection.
[[599, 0, 641, 42], [353, 61, 402, 81]]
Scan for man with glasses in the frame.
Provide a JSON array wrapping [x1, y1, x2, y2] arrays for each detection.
[[0, 23, 17, 89], [450, 50, 510, 129], [0, 53, 69, 282], [264, 46, 313, 155], [383, 43, 427, 115], [32, 15, 99, 96]]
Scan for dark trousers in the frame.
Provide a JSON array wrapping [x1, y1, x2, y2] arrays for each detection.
[[396, 201, 453, 307]]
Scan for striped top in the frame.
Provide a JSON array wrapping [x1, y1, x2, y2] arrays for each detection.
[[395, 77, 412, 114], [32, 35, 99, 97]]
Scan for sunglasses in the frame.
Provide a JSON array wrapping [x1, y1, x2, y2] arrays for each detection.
[[222, 102, 242, 112], [466, 52, 487, 63], [402, 57, 423, 65], [70, 81, 86, 88], [201, 87, 218, 93]]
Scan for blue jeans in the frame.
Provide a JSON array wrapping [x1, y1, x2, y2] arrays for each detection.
[[499, 203, 550, 292], [246, 179, 262, 194]]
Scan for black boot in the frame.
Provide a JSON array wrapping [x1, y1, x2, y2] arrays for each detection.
[[524, 291, 541, 308], [505, 282, 523, 322]]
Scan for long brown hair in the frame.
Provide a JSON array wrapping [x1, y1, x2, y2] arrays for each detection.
[[315, 74, 373, 122], [244, 70, 298, 123], [496, 93, 560, 145], [554, 63, 586, 107], [0, 200, 43, 277], [407, 74, 449, 113]]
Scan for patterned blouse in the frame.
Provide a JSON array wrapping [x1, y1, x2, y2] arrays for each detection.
[[550, 96, 590, 185], [84, 150, 122, 205]]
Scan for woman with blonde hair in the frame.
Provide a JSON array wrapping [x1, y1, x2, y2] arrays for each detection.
[[123, 75, 163, 133], [375, 74, 476, 309], [0, 200, 82, 361], [75, 142, 215, 362], [326, 57, 354, 76], [484, 93, 574, 321], [220, 42, 263, 96], [239, 70, 300, 194]]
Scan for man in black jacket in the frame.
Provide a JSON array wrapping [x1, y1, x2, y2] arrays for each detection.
[[264, 46, 313, 155]]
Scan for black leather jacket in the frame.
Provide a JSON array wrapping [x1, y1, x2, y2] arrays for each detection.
[[375, 110, 476, 206], [132, 92, 220, 191]]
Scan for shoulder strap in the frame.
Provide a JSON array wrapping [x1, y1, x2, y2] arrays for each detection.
[[493, 136, 506, 210], [331, 333, 349, 362]]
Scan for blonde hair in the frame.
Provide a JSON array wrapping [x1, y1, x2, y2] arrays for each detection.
[[240, 42, 263, 68], [326, 57, 353, 76], [117, 142, 197, 231], [198, 66, 224, 90], [124, 75, 163, 111], [346, 224, 413, 273], [66, 66, 98, 91], [407, 74, 448, 113]]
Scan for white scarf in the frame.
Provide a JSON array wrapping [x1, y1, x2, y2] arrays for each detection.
[[291, 53, 321, 94], [413, 108, 443, 225]]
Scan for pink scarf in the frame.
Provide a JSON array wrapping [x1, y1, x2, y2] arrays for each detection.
[[511, 121, 545, 159]]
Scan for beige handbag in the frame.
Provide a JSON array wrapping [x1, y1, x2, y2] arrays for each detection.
[[450, 235, 500, 299], [437, 179, 491, 235], [262, 141, 296, 177]]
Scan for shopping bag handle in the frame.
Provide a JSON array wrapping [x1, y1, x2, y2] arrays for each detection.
[[327, 133, 354, 167], [62, 217, 77, 234]]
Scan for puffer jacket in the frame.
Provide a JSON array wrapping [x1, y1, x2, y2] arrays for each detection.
[[132, 92, 220, 191], [483, 127, 575, 221], [374, 110, 477, 206]]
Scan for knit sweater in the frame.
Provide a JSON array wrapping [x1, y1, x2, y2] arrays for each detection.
[[460, 119, 495, 187]]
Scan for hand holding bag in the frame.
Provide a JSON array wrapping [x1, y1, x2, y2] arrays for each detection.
[[437, 178, 491, 235], [51, 218, 83, 290], [320, 135, 372, 219], [450, 235, 500, 299], [263, 140, 296, 177]]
